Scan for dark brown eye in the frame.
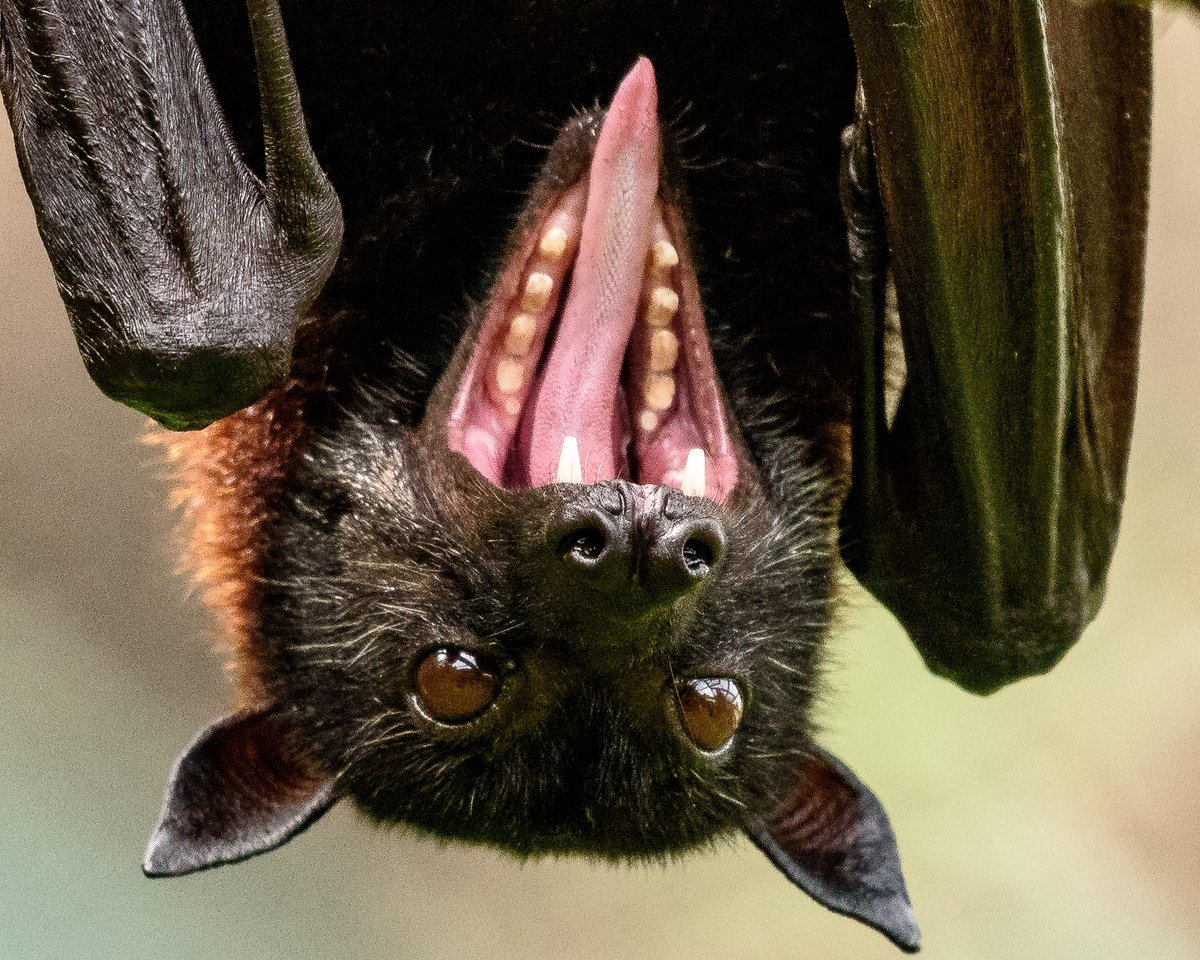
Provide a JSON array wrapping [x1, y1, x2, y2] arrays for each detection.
[[414, 648, 500, 723], [675, 678, 743, 752]]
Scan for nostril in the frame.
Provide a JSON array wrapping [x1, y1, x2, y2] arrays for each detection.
[[682, 537, 714, 577], [559, 526, 607, 564], [641, 517, 724, 598], [679, 519, 723, 579]]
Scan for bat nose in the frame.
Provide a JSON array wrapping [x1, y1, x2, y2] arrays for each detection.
[[645, 513, 724, 595], [550, 482, 725, 605]]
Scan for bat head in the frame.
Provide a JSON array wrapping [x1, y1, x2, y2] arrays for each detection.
[[145, 60, 919, 952]]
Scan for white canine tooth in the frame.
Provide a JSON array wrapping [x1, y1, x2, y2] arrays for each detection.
[[682, 448, 706, 498], [639, 410, 659, 432], [496, 358, 525, 395], [556, 435, 583, 484], [644, 373, 676, 412], [539, 227, 569, 258], [522, 272, 554, 311], [651, 240, 679, 270], [649, 328, 679, 372], [645, 287, 680, 327], [504, 313, 537, 355]]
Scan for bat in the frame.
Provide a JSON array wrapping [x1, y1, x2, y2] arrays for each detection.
[[0, 0, 1153, 952]]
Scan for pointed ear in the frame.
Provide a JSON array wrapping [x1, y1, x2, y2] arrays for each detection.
[[144, 707, 337, 877], [744, 747, 921, 953]]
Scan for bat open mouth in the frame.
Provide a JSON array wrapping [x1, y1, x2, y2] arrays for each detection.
[[447, 59, 739, 503]]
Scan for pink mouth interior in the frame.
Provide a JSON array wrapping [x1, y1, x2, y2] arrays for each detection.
[[447, 58, 738, 502]]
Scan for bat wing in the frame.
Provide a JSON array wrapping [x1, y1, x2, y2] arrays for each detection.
[[0, 0, 341, 429], [840, 1, 1153, 693]]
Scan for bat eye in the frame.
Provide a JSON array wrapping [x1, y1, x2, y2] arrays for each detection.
[[674, 678, 744, 753], [414, 648, 500, 723]]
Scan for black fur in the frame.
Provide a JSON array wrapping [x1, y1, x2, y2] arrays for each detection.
[[260, 364, 836, 857]]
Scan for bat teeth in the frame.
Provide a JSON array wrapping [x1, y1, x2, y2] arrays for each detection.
[[650, 240, 679, 270], [539, 226, 569, 259], [647, 206, 677, 274], [522, 272, 554, 311], [631, 213, 685, 441], [681, 448, 706, 498], [648, 328, 679, 372], [504, 313, 537, 355], [496, 358, 525, 395], [644, 286, 679, 327], [556, 435, 583, 484], [469, 186, 717, 492], [643, 372, 676, 412]]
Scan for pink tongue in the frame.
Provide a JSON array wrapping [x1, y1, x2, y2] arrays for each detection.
[[526, 58, 661, 486]]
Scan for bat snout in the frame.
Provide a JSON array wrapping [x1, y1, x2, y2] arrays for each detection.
[[548, 481, 725, 610]]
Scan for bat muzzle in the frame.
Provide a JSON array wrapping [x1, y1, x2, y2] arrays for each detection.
[[546, 480, 725, 613]]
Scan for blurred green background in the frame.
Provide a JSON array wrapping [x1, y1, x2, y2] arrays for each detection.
[[1, 15, 1198, 960]]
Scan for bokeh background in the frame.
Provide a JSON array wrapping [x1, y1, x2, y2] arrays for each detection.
[[1, 14, 1197, 960]]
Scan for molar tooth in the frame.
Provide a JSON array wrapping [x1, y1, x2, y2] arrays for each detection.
[[644, 373, 676, 412], [504, 313, 537, 355], [651, 240, 679, 270], [556, 435, 583, 484], [496, 358, 525, 395], [681, 448, 706, 498], [639, 410, 659, 432], [539, 227, 569, 258], [522, 272, 554, 311], [649, 328, 679, 372], [645, 286, 680, 327]]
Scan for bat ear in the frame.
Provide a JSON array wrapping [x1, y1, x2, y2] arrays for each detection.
[[143, 707, 337, 877], [744, 747, 921, 953]]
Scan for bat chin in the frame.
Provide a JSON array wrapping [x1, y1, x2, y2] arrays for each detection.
[[444, 58, 741, 503]]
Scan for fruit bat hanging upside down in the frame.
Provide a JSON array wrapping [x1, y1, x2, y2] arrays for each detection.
[[0, 0, 1155, 951]]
